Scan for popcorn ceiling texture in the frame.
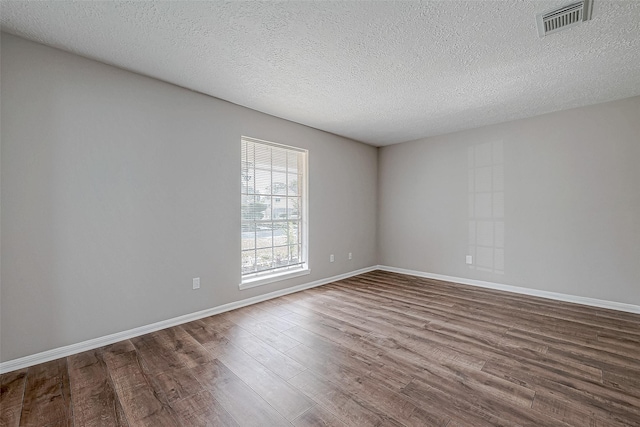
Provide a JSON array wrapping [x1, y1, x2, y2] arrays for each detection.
[[1, 0, 639, 146]]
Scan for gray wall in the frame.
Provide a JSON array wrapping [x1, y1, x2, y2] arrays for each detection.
[[0, 34, 378, 362], [3, 32, 639, 363], [379, 96, 640, 306]]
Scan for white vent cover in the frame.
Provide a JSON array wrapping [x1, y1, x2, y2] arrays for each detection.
[[536, 0, 593, 37]]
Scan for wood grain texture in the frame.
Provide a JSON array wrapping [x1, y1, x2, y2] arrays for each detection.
[[18, 359, 73, 427], [2, 270, 639, 426], [68, 350, 128, 427], [292, 405, 347, 427], [0, 368, 27, 427]]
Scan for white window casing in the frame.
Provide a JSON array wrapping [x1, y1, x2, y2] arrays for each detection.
[[240, 136, 309, 289]]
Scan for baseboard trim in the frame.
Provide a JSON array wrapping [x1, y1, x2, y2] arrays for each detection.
[[376, 265, 640, 314], [0, 266, 377, 374]]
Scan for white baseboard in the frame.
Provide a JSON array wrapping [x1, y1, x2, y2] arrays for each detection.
[[376, 265, 640, 314], [0, 266, 377, 374]]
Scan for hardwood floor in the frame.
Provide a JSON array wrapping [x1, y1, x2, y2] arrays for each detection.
[[2, 270, 639, 426]]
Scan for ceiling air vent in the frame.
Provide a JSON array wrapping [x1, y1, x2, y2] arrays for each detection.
[[536, 0, 593, 37]]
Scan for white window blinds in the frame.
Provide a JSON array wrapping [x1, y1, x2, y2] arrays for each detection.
[[241, 137, 307, 277]]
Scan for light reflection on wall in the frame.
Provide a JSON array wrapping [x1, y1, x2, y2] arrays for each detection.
[[468, 141, 504, 274]]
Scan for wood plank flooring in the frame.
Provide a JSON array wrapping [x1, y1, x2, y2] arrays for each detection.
[[2, 270, 639, 426]]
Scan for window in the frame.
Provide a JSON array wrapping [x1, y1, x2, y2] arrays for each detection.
[[241, 137, 308, 288]]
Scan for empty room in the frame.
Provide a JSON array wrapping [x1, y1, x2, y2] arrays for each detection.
[[1, 1, 639, 426]]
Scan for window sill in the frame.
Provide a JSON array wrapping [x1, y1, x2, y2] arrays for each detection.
[[239, 267, 310, 290]]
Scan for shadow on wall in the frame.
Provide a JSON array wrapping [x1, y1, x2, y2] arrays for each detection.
[[468, 141, 504, 274]]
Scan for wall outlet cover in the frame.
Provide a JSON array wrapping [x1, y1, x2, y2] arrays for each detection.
[[466, 255, 473, 264], [193, 277, 200, 289]]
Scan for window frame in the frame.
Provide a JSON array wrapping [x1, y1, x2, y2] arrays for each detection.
[[240, 136, 309, 290]]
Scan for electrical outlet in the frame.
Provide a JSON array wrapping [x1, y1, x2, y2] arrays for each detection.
[[466, 255, 473, 265], [348, 252, 352, 260], [330, 254, 335, 263], [193, 277, 200, 289]]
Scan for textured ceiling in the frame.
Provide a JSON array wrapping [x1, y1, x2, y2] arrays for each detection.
[[1, 1, 639, 146]]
